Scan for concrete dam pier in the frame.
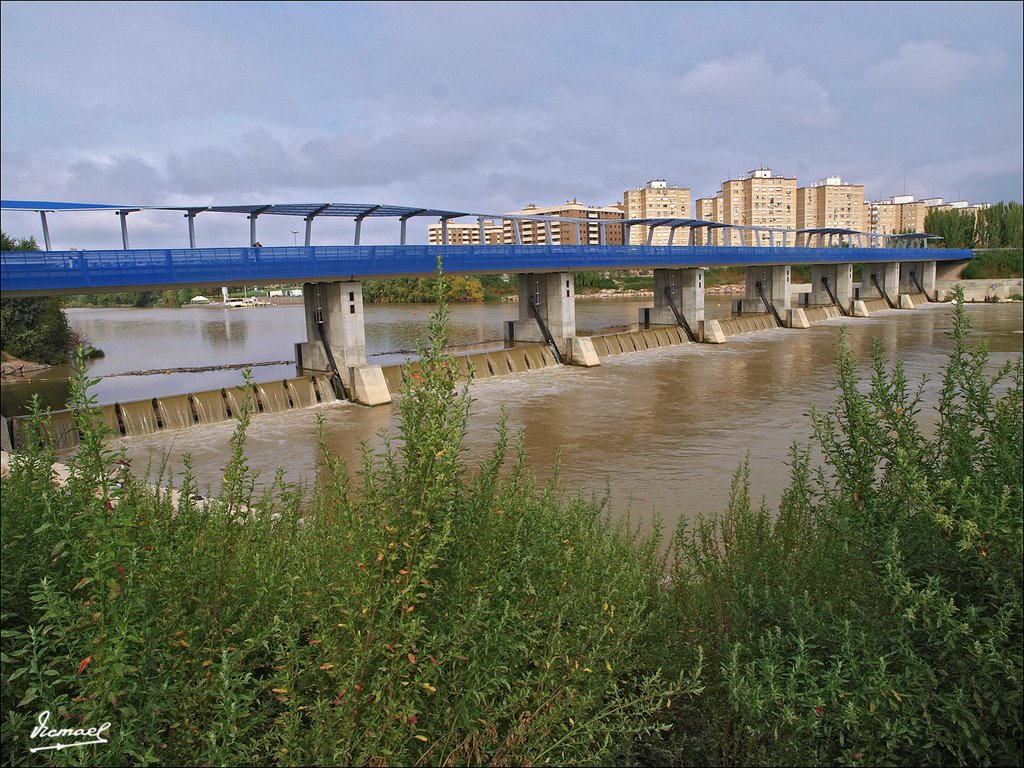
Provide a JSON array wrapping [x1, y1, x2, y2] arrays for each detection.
[[290, 261, 939, 400]]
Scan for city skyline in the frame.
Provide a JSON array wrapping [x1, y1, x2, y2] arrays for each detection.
[[2, 1, 1021, 249]]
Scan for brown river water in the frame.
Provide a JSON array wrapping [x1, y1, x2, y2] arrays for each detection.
[[3, 297, 1021, 531]]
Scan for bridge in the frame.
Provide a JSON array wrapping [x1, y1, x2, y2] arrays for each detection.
[[1, 199, 972, 406]]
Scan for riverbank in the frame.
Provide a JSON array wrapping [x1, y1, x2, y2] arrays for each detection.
[[0, 352, 50, 379], [935, 277, 1023, 302], [574, 283, 744, 299]]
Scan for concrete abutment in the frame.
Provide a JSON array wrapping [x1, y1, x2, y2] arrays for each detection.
[[899, 260, 937, 300]]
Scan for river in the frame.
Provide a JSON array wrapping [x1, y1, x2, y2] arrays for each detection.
[[2, 297, 1021, 531]]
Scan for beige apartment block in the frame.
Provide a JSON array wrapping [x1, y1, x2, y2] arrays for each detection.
[[695, 195, 723, 245], [623, 179, 692, 245], [862, 195, 957, 245], [796, 176, 864, 239], [866, 200, 901, 239], [427, 220, 504, 245], [502, 200, 625, 245], [715, 168, 796, 246], [900, 200, 928, 234]]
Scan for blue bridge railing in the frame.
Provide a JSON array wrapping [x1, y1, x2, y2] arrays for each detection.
[[0, 244, 972, 296]]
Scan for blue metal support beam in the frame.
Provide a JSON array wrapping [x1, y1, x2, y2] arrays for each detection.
[[183, 208, 207, 248], [353, 205, 382, 246], [398, 209, 426, 246]]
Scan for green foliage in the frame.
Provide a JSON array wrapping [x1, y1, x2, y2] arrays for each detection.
[[363, 275, 485, 303], [705, 267, 747, 287], [0, 297, 76, 365], [476, 273, 516, 300], [0, 270, 687, 765], [961, 249, 1023, 279], [616, 273, 655, 291], [926, 202, 1023, 249], [789, 264, 812, 283], [2, 280, 1020, 766], [0, 232, 75, 364], [925, 208, 977, 248], [1, 232, 39, 252], [64, 291, 161, 308], [574, 270, 618, 290], [977, 203, 1024, 250], [650, 289, 1023, 766]]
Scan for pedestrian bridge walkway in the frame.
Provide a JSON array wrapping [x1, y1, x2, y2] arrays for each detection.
[[0, 242, 969, 297]]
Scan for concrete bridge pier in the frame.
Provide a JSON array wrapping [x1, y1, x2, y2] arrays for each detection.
[[640, 268, 724, 342], [859, 262, 900, 305], [643, 268, 705, 325], [294, 281, 392, 405], [504, 272, 600, 366], [735, 265, 807, 326], [898, 260, 937, 301], [809, 264, 854, 310]]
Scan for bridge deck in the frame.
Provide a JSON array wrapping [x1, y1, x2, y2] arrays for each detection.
[[0, 244, 971, 296]]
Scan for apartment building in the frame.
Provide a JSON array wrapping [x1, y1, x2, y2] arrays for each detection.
[[900, 199, 930, 234], [695, 195, 723, 245], [501, 200, 625, 245], [622, 179, 692, 245], [866, 199, 902, 238], [861, 194, 959, 244], [427, 200, 624, 245], [698, 168, 796, 246], [427, 219, 504, 245], [795, 176, 864, 235]]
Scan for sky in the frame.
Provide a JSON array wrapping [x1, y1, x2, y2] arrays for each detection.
[[1, 1, 1022, 249]]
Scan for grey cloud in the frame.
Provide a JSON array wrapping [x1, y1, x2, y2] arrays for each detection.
[[676, 53, 839, 131], [864, 38, 1002, 97], [64, 155, 166, 204]]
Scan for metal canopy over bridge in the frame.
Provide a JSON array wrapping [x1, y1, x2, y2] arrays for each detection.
[[0, 200, 476, 250], [1, 198, 968, 297], [1, 199, 941, 251]]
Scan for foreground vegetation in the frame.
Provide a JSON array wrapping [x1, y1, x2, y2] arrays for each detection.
[[1, 287, 1021, 766]]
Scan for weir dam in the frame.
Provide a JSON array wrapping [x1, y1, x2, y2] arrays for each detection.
[[0, 197, 971, 450]]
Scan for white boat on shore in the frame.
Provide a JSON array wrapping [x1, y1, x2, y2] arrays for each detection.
[[223, 297, 272, 308]]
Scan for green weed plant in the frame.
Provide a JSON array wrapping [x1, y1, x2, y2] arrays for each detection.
[[2, 286, 1020, 766], [1, 278, 688, 766], [647, 289, 1022, 766]]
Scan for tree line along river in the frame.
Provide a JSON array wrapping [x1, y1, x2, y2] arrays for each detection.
[[2, 297, 1021, 531]]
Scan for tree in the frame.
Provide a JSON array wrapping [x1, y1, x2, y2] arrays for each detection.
[[0, 231, 75, 364], [924, 208, 977, 248]]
